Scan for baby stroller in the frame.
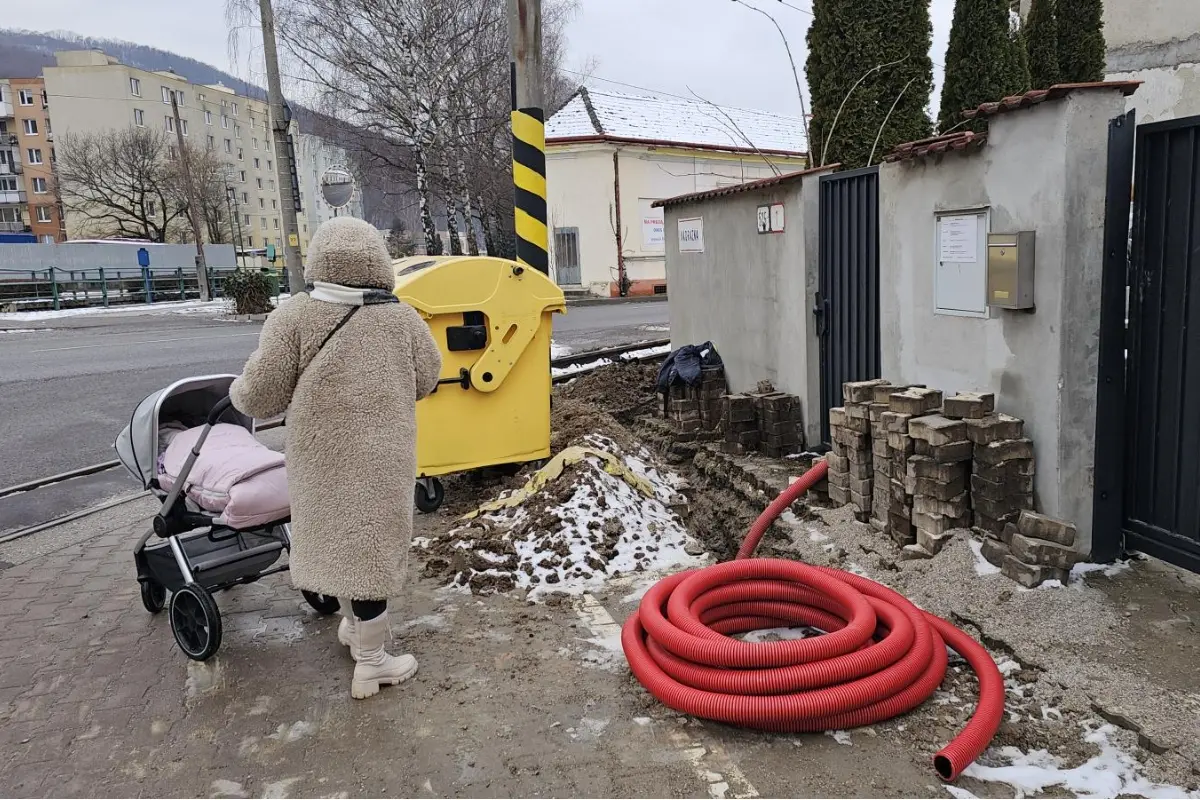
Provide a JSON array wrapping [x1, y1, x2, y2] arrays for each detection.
[[114, 374, 340, 661]]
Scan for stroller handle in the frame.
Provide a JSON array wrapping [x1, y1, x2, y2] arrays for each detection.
[[207, 395, 235, 426]]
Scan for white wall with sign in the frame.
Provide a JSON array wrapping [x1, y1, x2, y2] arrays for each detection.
[[639, 198, 665, 251], [678, 217, 704, 252], [933, 209, 989, 317]]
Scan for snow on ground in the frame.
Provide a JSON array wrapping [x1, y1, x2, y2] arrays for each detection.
[[551, 342, 572, 358], [959, 723, 1199, 798], [1, 294, 291, 322], [421, 442, 702, 601]]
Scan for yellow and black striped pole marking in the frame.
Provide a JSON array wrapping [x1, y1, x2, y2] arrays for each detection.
[[511, 103, 549, 274]]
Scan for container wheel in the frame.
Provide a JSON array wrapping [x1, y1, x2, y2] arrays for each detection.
[[415, 478, 444, 514], [301, 591, 340, 615], [169, 583, 222, 661], [140, 579, 167, 614]]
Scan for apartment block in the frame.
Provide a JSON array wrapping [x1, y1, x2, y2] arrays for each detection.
[[41, 50, 309, 252]]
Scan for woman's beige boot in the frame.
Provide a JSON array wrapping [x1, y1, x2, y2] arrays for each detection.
[[351, 612, 418, 699], [336, 598, 358, 657]]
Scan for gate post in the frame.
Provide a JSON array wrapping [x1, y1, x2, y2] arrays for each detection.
[[1090, 110, 1136, 563]]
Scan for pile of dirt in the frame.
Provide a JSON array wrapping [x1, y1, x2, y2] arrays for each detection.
[[415, 442, 702, 600], [555, 361, 661, 422]]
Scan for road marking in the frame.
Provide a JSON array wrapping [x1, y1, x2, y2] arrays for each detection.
[[575, 593, 760, 799], [30, 331, 261, 353]]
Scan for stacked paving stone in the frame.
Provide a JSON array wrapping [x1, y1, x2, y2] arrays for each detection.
[[667, 365, 727, 441], [948, 394, 1035, 538], [980, 510, 1080, 587], [721, 394, 759, 454], [899, 391, 977, 554], [877, 387, 939, 546], [828, 379, 889, 520], [867, 383, 896, 532]]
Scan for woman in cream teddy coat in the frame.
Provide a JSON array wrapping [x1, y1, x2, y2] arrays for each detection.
[[231, 216, 441, 699]]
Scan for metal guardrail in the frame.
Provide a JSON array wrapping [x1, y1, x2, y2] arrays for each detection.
[[0, 266, 290, 312]]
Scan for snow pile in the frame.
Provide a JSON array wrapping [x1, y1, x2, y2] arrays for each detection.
[[962, 723, 1199, 798], [2, 293, 291, 322], [417, 444, 702, 600]]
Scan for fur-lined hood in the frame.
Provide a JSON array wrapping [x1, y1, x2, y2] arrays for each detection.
[[303, 217, 394, 290]]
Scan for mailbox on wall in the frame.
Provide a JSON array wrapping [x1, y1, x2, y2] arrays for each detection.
[[986, 231, 1035, 310]]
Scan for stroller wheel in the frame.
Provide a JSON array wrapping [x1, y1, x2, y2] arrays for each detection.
[[140, 580, 167, 614], [169, 583, 223, 661], [415, 478, 444, 514], [301, 591, 340, 615]]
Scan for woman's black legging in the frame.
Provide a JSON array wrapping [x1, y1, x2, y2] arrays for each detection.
[[350, 599, 387, 620]]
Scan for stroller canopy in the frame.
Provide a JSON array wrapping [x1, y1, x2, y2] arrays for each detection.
[[114, 374, 254, 489]]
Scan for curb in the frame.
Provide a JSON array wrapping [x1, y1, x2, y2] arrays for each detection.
[[566, 295, 668, 308]]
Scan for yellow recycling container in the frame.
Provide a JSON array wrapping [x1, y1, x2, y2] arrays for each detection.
[[393, 255, 566, 512]]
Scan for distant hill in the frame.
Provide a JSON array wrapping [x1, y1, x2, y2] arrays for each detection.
[[0, 28, 266, 100]]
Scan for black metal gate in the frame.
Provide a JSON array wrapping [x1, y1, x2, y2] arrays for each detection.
[[1094, 113, 1200, 572], [816, 166, 881, 445]]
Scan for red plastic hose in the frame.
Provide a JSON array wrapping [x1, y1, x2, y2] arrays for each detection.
[[621, 459, 1005, 781]]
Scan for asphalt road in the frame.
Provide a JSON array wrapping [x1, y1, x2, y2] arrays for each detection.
[[0, 300, 669, 495]]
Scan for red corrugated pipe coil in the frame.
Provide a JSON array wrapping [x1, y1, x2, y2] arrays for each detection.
[[621, 459, 1004, 781]]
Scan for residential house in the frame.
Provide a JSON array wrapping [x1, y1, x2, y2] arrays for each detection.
[[545, 88, 808, 296]]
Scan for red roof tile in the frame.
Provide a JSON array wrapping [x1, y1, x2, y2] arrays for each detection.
[[883, 131, 987, 163], [961, 80, 1141, 120], [652, 164, 835, 209]]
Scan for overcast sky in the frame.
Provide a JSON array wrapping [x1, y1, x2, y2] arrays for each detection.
[[9, 0, 956, 122]]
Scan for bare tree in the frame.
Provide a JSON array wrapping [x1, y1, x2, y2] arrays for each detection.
[[56, 128, 190, 242], [185, 142, 236, 244]]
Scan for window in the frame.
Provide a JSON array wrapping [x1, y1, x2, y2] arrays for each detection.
[[254, 158, 260, 169], [256, 178, 263, 189], [247, 236, 254, 247], [234, 123, 242, 138], [239, 170, 246, 183], [221, 115, 229, 129], [253, 138, 258, 150], [164, 116, 175, 133], [242, 191, 249, 203], [130, 77, 142, 96], [232, 102, 239, 117], [267, 160, 273, 171], [168, 146, 178, 160], [36, 206, 52, 223], [175, 91, 185, 107], [273, 218, 279, 230], [207, 134, 215, 149], [224, 138, 232, 154], [0, 178, 16, 191], [259, 197, 264, 209], [22, 119, 37, 135], [243, 214, 250, 226], [205, 110, 212, 125], [238, 148, 244, 161], [32, 177, 47, 193], [161, 86, 171, 104], [18, 89, 34, 106], [260, 216, 267, 229], [271, 199, 277, 210], [27, 148, 42, 164], [198, 92, 206, 103], [268, 179, 275, 190], [180, 120, 188, 136]]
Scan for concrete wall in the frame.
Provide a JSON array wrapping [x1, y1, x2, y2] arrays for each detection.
[[663, 168, 830, 447], [878, 88, 1130, 554], [0, 242, 237, 273], [1103, 0, 1200, 123], [546, 141, 806, 295]]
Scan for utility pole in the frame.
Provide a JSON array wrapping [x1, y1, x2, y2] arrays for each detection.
[[171, 92, 211, 300], [506, 0, 549, 274], [258, 0, 305, 293]]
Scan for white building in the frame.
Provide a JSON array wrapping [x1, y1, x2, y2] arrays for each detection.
[[1103, 0, 1200, 122], [545, 88, 808, 296]]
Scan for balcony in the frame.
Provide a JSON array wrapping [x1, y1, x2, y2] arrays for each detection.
[[0, 99, 12, 117], [0, 190, 27, 205], [0, 221, 29, 233], [0, 161, 20, 175]]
